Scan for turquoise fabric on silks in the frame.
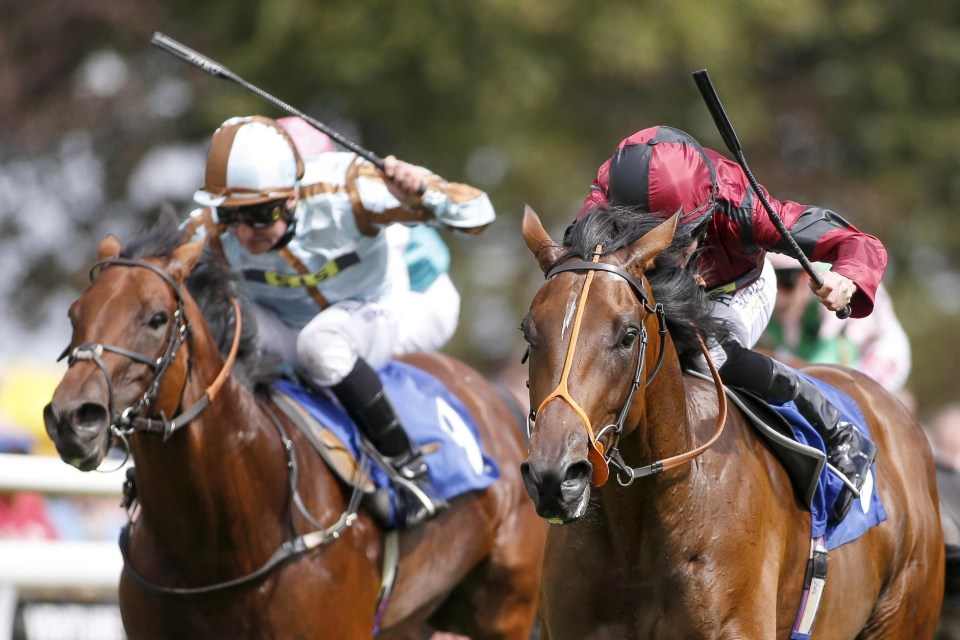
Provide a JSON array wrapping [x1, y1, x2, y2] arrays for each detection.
[[404, 225, 449, 292]]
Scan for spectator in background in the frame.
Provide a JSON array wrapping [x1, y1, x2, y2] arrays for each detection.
[[929, 404, 960, 626], [760, 253, 913, 407], [0, 424, 57, 540], [931, 404, 960, 474]]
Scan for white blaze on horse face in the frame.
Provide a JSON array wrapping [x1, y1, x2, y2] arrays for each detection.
[[560, 289, 579, 343]]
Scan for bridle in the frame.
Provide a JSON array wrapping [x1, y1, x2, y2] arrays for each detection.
[[530, 246, 727, 487], [59, 257, 242, 447]]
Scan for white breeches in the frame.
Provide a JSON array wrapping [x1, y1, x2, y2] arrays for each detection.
[[703, 257, 777, 369], [395, 273, 460, 354], [249, 273, 460, 386]]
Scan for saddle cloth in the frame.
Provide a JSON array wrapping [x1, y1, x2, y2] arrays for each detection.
[[695, 371, 887, 550], [271, 360, 499, 528]]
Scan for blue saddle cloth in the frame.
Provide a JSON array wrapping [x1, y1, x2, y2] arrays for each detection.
[[272, 361, 499, 528], [770, 372, 886, 550]]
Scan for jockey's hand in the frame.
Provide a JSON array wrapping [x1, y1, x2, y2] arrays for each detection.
[[381, 155, 426, 208], [810, 270, 857, 313]]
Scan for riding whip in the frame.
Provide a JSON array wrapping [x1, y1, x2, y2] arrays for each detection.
[[692, 68, 852, 319], [150, 32, 386, 170]]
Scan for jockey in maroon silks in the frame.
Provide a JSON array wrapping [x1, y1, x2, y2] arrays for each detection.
[[578, 125, 887, 524]]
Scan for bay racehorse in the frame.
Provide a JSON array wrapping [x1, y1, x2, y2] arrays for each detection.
[[43, 212, 545, 639], [518, 204, 943, 638]]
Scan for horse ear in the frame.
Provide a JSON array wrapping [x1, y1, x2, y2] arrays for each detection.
[[522, 205, 564, 273], [168, 238, 206, 282], [628, 212, 680, 273], [97, 235, 122, 260]]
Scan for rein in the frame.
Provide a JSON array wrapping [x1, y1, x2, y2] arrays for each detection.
[[605, 334, 727, 485], [119, 399, 368, 596], [533, 249, 727, 487]]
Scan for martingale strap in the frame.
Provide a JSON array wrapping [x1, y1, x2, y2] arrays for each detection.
[[120, 401, 369, 596]]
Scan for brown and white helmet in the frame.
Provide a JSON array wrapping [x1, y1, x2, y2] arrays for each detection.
[[193, 115, 305, 208]]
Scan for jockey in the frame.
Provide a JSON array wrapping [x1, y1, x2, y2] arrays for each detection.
[[763, 253, 912, 394], [183, 115, 495, 527], [578, 125, 886, 525], [273, 117, 461, 354]]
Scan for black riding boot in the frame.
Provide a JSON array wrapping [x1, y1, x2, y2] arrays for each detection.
[[331, 358, 447, 527], [767, 359, 878, 525]]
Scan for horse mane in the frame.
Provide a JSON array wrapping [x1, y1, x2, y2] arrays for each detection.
[[560, 205, 729, 368], [119, 207, 282, 389]]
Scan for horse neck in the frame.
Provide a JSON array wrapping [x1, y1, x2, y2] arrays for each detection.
[[129, 298, 289, 539], [605, 334, 697, 502], [633, 332, 693, 458]]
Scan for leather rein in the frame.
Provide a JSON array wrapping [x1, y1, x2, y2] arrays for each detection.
[[532, 248, 728, 487]]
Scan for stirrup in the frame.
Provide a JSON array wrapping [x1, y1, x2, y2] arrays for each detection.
[[392, 474, 448, 528], [827, 424, 877, 525]]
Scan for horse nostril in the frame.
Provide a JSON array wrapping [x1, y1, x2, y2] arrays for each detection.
[[561, 460, 593, 499], [43, 403, 59, 433], [70, 403, 108, 432], [520, 461, 541, 501]]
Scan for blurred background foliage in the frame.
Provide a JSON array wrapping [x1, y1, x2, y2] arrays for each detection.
[[2, 0, 959, 420]]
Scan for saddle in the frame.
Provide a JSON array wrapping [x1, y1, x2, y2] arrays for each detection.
[[688, 370, 886, 549], [269, 361, 500, 529]]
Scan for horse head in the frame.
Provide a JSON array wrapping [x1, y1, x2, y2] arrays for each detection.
[[43, 226, 206, 471], [519, 205, 678, 523]]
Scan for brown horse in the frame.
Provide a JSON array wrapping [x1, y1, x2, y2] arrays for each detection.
[[518, 205, 943, 639], [42, 214, 545, 639]]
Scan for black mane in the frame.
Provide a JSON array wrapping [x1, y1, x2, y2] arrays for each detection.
[[560, 205, 728, 368], [120, 208, 281, 389]]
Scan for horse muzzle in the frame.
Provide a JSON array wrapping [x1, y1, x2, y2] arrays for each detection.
[[43, 400, 111, 470], [520, 457, 593, 523]]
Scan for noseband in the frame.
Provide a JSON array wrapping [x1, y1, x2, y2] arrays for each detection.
[[59, 257, 242, 444], [531, 247, 727, 487]]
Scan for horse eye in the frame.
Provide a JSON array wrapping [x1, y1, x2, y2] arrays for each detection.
[[619, 329, 638, 350], [148, 312, 168, 329]]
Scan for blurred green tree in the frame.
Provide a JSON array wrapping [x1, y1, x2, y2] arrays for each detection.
[[2, 0, 958, 418]]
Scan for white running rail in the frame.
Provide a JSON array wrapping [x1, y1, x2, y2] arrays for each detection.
[[0, 453, 128, 640]]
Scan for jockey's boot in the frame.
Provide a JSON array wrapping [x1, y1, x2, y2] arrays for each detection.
[[332, 358, 448, 528], [768, 360, 878, 525]]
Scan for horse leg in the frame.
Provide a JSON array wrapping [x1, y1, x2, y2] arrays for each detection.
[[854, 561, 942, 639]]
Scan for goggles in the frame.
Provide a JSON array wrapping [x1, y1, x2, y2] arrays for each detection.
[[217, 199, 287, 229]]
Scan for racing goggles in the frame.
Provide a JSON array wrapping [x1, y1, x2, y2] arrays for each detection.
[[217, 199, 287, 229]]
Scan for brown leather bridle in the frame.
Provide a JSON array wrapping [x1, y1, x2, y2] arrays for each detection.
[[531, 247, 728, 487]]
